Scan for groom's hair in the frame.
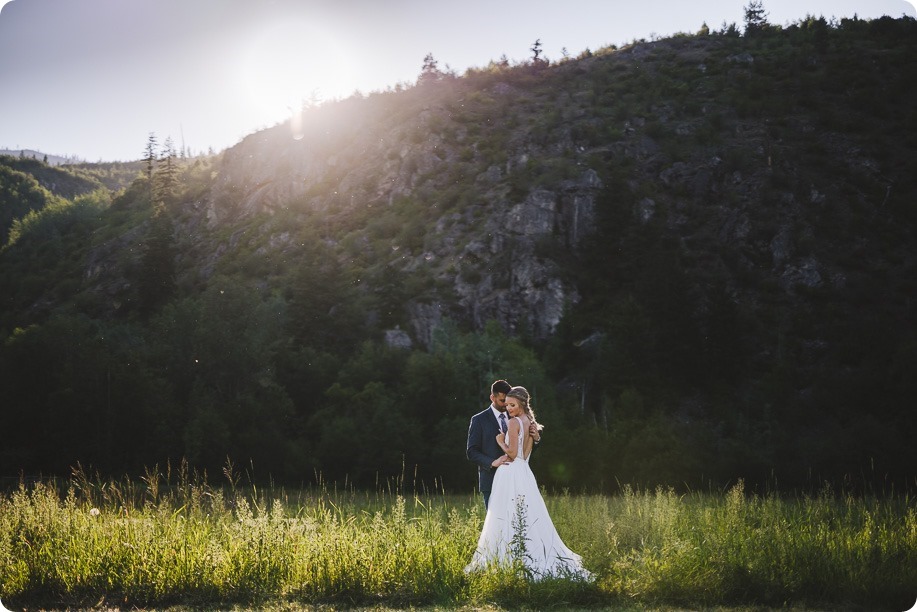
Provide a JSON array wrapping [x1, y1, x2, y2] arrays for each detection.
[[491, 379, 512, 395]]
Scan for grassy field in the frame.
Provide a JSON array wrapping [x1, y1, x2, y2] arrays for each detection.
[[0, 466, 914, 611]]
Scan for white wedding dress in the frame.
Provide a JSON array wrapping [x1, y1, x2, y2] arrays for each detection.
[[465, 417, 591, 580]]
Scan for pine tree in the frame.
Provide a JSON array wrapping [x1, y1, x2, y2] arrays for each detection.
[[143, 133, 158, 182], [418, 53, 441, 84], [531, 38, 544, 64], [154, 136, 179, 208], [744, 0, 769, 36]]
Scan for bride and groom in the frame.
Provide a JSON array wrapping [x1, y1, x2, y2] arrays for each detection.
[[465, 380, 590, 579]]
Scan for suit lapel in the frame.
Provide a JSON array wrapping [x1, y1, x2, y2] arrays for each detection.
[[489, 407, 501, 431]]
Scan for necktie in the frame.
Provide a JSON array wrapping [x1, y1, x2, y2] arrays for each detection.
[[499, 413, 507, 433]]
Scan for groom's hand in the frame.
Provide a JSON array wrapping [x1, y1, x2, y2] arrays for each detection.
[[529, 422, 541, 443]]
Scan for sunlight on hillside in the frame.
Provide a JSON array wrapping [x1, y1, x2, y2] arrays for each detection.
[[238, 15, 356, 136]]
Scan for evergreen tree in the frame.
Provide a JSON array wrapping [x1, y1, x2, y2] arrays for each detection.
[[744, 0, 769, 35], [720, 21, 741, 37], [530, 38, 545, 65], [154, 136, 179, 208], [418, 52, 441, 83], [143, 133, 158, 182]]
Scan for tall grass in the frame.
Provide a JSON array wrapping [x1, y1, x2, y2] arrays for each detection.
[[568, 482, 916, 609], [0, 468, 913, 610]]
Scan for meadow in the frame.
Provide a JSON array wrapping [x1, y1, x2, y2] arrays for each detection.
[[0, 465, 914, 611]]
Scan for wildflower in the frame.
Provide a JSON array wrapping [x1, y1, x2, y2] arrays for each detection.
[[89, 507, 101, 517]]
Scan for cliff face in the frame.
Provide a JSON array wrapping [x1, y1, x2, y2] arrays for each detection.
[[13, 20, 910, 372], [184, 26, 916, 357], [197, 78, 608, 344]]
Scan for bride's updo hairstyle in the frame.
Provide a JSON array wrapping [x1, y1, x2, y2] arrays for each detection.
[[506, 386, 544, 431]]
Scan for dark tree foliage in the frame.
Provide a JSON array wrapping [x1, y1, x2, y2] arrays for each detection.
[[136, 204, 177, 316], [286, 247, 365, 354], [0, 315, 171, 475]]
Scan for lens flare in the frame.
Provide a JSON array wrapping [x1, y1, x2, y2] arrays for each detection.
[[239, 16, 355, 134]]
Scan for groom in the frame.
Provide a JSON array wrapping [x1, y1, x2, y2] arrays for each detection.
[[467, 379, 542, 508], [466, 379, 513, 509]]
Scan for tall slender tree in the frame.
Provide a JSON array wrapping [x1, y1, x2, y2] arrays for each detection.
[[154, 136, 179, 208], [143, 133, 158, 183]]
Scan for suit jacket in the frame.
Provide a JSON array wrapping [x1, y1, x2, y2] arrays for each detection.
[[466, 405, 505, 494]]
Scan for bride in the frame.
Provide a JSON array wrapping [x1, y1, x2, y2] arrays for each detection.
[[465, 386, 591, 580]]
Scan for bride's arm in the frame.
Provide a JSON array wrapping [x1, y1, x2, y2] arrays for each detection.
[[491, 454, 510, 467]]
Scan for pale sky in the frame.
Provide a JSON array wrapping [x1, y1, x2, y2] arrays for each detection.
[[1, 0, 914, 162]]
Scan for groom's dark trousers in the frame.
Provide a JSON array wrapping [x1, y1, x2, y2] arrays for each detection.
[[467, 406, 503, 509]]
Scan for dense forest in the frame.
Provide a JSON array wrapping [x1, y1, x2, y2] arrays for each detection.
[[1, 13, 915, 494]]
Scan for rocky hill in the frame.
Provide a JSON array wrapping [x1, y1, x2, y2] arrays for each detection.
[[1, 16, 915, 490]]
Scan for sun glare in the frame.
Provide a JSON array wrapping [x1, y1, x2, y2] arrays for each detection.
[[239, 18, 356, 133]]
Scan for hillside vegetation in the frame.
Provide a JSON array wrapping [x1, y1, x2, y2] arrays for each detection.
[[1, 15, 915, 493]]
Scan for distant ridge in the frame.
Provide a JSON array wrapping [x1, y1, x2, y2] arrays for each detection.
[[0, 148, 83, 166]]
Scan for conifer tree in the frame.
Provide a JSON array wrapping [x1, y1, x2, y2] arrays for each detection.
[[418, 52, 441, 83], [143, 133, 158, 182], [530, 38, 544, 64], [744, 0, 769, 35], [154, 136, 179, 208]]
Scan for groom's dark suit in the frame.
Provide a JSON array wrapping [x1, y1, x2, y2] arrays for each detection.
[[466, 405, 505, 506]]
